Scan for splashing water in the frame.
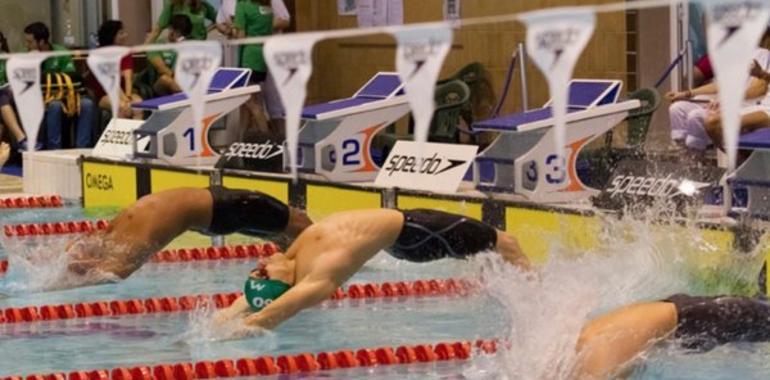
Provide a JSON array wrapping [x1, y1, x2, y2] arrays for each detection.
[[0, 236, 120, 295], [177, 297, 278, 361], [463, 215, 767, 380]]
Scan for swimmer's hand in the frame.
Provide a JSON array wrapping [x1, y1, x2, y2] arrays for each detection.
[[210, 318, 269, 341]]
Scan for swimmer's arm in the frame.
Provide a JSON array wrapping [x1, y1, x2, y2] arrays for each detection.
[[243, 277, 338, 330], [214, 296, 252, 324]]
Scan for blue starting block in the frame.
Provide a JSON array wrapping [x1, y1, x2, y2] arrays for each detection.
[[471, 79, 640, 202], [295, 72, 410, 182], [728, 127, 770, 218], [132, 68, 259, 166]]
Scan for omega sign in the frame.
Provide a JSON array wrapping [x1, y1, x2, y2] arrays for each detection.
[[274, 50, 308, 84], [85, 173, 114, 191], [535, 27, 581, 67], [712, 1, 762, 25], [13, 68, 37, 94], [97, 62, 119, 88], [181, 56, 215, 88]]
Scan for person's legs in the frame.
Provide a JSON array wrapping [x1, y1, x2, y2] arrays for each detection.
[[683, 108, 711, 150], [263, 71, 286, 139], [669, 101, 704, 143], [705, 108, 770, 149], [0, 89, 26, 143], [574, 302, 678, 379], [0, 142, 9, 168], [130, 94, 144, 120], [75, 97, 96, 148], [45, 100, 65, 149]]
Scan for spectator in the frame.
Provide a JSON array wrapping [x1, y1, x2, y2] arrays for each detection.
[[703, 60, 770, 150], [24, 22, 97, 149], [146, 0, 218, 43], [233, 0, 275, 135], [96, 20, 143, 120], [148, 14, 193, 96], [219, 0, 290, 137], [0, 30, 32, 152], [666, 28, 770, 155]]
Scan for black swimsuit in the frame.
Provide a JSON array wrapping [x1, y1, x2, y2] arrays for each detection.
[[386, 209, 498, 262], [664, 294, 770, 351]]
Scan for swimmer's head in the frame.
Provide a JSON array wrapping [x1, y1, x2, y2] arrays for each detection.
[[244, 254, 294, 311]]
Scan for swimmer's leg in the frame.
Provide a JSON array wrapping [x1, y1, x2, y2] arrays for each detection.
[[494, 231, 530, 269], [203, 186, 311, 241], [574, 302, 678, 379]]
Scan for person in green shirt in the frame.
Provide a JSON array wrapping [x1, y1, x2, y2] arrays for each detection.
[[233, 0, 274, 134], [0, 29, 30, 155], [23, 22, 96, 149], [148, 14, 193, 96], [146, 0, 218, 43]]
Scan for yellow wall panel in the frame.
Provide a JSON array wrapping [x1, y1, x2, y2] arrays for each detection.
[[306, 185, 380, 221], [222, 176, 289, 203], [505, 207, 601, 263], [150, 169, 209, 193], [397, 196, 482, 220], [82, 162, 137, 208]]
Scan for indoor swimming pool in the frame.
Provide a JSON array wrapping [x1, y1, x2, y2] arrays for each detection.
[[1, 205, 769, 379]]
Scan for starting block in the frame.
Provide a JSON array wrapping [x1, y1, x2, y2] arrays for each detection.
[[132, 68, 258, 166], [728, 127, 770, 218], [295, 72, 409, 182], [471, 79, 640, 202]]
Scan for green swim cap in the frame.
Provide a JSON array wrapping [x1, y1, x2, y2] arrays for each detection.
[[244, 278, 291, 311]]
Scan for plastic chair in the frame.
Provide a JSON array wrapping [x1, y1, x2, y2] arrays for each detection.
[[604, 87, 662, 151], [375, 79, 471, 162]]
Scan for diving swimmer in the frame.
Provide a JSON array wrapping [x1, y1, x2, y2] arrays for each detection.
[[215, 208, 529, 331], [574, 294, 770, 379], [61, 186, 312, 286]]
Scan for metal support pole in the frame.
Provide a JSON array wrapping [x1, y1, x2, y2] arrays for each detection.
[[685, 40, 694, 90], [517, 43, 529, 111], [209, 169, 225, 247]]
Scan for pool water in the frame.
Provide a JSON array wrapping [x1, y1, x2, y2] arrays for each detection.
[[1, 207, 769, 379]]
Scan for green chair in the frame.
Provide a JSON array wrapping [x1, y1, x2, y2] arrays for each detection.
[[582, 87, 662, 188], [375, 79, 471, 160], [604, 87, 662, 152]]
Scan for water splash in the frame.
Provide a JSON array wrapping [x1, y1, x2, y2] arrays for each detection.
[[0, 236, 119, 295], [464, 215, 767, 380], [176, 297, 277, 360]]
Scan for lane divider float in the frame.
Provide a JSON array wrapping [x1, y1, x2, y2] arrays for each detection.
[[0, 242, 280, 276], [0, 278, 475, 324], [1, 339, 499, 379], [3, 219, 110, 238], [0, 195, 63, 209]]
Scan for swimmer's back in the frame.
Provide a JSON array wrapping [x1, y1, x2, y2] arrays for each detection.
[[287, 209, 404, 262]]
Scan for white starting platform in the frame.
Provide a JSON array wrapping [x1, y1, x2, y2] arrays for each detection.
[[728, 127, 770, 218], [295, 72, 409, 182], [132, 68, 258, 166], [471, 79, 640, 203]]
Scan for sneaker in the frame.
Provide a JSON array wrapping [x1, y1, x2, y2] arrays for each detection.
[[17, 138, 44, 152]]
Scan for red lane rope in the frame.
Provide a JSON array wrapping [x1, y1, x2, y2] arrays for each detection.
[[0, 195, 63, 210], [3, 219, 110, 238], [1, 338, 499, 379], [0, 243, 280, 276], [0, 278, 475, 324]]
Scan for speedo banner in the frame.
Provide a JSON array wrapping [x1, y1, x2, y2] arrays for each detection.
[[521, 8, 595, 166], [216, 129, 285, 172], [392, 26, 453, 159], [265, 33, 323, 180], [87, 46, 130, 122], [174, 41, 222, 159], [7, 53, 46, 152], [592, 159, 725, 214], [702, 0, 770, 171]]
